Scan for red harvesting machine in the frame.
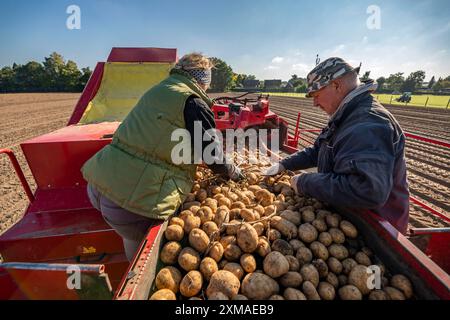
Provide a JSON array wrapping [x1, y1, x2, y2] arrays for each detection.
[[0, 48, 448, 300]]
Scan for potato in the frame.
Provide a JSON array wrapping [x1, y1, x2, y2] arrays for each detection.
[[280, 271, 303, 288], [150, 289, 176, 300], [368, 290, 389, 300], [315, 209, 331, 220], [326, 272, 339, 289], [223, 244, 242, 261], [268, 229, 282, 241], [255, 189, 274, 206], [169, 217, 184, 229], [240, 208, 258, 222], [348, 264, 372, 295], [298, 223, 318, 243], [263, 205, 276, 217], [301, 281, 320, 300], [240, 253, 257, 273], [390, 274, 413, 299], [310, 241, 329, 260], [340, 220, 358, 238], [164, 224, 184, 242], [196, 206, 214, 224], [199, 257, 218, 281], [208, 292, 229, 300], [182, 215, 201, 234], [325, 214, 341, 228], [300, 264, 319, 287], [296, 247, 313, 266], [271, 239, 294, 256], [269, 294, 285, 300], [301, 209, 315, 223], [237, 223, 259, 253], [312, 259, 329, 278], [285, 255, 300, 272], [189, 206, 201, 215], [338, 275, 348, 286], [328, 244, 349, 260], [206, 270, 240, 299], [256, 237, 271, 257], [311, 218, 328, 232], [202, 221, 219, 238], [155, 266, 182, 293], [318, 232, 333, 247], [342, 258, 358, 274], [188, 228, 210, 253], [226, 220, 241, 235], [223, 262, 245, 280], [384, 286, 406, 300], [196, 189, 208, 202], [232, 294, 249, 300], [183, 201, 201, 210], [263, 251, 290, 278], [178, 247, 201, 271], [316, 282, 335, 300], [180, 271, 203, 298], [253, 205, 265, 217], [231, 201, 245, 209], [218, 259, 229, 269], [209, 185, 221, 195], [220, 235, 236, 248], [214, 208, 230, 227], [203, 198, 218, 213], [160, 241, 182, 265], [327, 257, 343, 274], [280, 210, 301, 226], [355, 252, 371, 266], [217, 197, 231, 208], [338, 285, 363, 300], [283, 288, 307, 300], [328, 228, 345, 244], [271, 216, 298, 239], [207, 241, 224, 262], [289, 239, 304, 252], [241, 273, 280, 300], [185, 193, 196, 202], [229, 208, 241, 220], [253, 222, 265, 236]]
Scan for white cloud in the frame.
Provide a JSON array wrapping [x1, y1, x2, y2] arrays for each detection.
[[292, 63, 312, 74], [264, 65, 280, 70], [271, 56, 284, 64]]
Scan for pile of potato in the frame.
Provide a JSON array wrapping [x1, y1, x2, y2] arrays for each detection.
[[150, 158, 414, 300]]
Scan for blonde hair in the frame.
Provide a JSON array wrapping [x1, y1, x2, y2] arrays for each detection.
[[175, 52, 214, 70]]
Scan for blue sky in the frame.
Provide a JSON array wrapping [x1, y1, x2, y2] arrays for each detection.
[[0, 0, 449, 81]]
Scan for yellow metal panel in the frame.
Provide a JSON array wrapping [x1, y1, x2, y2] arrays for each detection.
[[80, 62, 173, 124]]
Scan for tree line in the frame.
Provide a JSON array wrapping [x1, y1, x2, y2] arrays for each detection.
[[0, 52, 92, 93]]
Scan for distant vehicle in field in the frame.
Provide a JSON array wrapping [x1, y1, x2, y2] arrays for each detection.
[[396, 92, 412, 103]]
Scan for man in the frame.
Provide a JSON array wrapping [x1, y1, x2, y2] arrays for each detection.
[[265, 57, 409, 234]]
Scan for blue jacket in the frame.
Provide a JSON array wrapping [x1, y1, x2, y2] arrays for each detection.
[[281, 86, 410, 234]]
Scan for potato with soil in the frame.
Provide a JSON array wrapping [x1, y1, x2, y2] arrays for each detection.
[[178, 247, 201, 271], [182, 214, 201, 234], [283, 288, 307, 300], [339, 220, 358, 238], [241, 273, 280, 300], [384, 286, 406, 300], [207, 241, 224, 262], [279, 271, 303, 288], [298, 223, 318, 243], [150, 289, 176, 300], [310, 241, 329, 260], [285, 255, 300, 272], [390, 274, 413, 299], [223, 244, 242, 261], [256, 237, 271, 257], [202, 221, 219, 238], [155, 266, 182, 293], [328, 228, 345, 244], [348, 264, 372, 295], [328, 244, 349, 260], [302, 281, 321, 300], [327, 257, 343, 274], [338, 285, 363, 300], [271, 216, 298, 239], [263, 251, 290, 278], [160, 241, 182, 265], [271, 239, 294, 256], [296, 247, 313, 266], [280, 210, 301, 226], [164, 224, 184, 242], [240, 253, 257, 273], [312, 259, 329, 278], [169, 217, 184, 229], [223, 262, 245, 281], [180, 270, 203, 298], [206, 270, 241, 299], [188, 228, 210, 254], [236, 223, 259, 253], [199, 257, 218, 281], [368, 290, 389, 300], [300, 264, 319, 287], [318, 282, 336, 300]]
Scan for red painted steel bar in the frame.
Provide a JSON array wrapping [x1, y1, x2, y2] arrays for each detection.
[[410, 196, 450, 223], [293, 112, 301, 146], [0, 149, 34, 202], [405, 132, 450, 149]]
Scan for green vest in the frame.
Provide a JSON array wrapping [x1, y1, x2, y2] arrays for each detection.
[[81, 70, 212, 220]]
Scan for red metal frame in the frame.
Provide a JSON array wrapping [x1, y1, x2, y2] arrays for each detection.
[[405, 132, 450, 149], [0, 149, 34, 202]]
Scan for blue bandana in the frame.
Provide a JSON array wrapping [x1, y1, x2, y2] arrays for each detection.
[[184, 68, 212, 86]]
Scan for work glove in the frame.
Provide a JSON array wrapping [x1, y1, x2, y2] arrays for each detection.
[[290, 171, 307, 195], [228, 164, 245, 182], [263, 163, 285, 176]]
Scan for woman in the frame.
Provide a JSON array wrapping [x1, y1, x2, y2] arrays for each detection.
[[82, 53, 242, 261]]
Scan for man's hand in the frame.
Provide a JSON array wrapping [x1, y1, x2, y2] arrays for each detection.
[[263, 163, 285, 176], [290, 171, 307, 194], [228, 164, 245, 182]]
